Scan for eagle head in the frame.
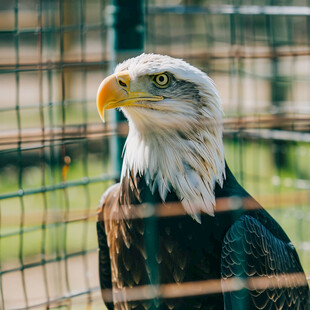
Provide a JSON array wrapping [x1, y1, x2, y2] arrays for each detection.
[[97, 53, 225, 220]]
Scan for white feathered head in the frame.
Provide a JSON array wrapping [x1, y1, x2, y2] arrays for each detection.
[[97, 53, 225, 220]]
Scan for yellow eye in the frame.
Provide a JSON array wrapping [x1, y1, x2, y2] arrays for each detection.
[[153, 73, 170, 88]]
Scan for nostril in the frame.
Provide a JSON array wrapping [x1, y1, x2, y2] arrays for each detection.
[[118, 79, 127, 88]]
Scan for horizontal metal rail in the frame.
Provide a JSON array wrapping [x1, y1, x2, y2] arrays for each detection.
[[0, 116, 309, 153], [0, 249, 97, 276], [9, 285, 100, 310], [0, 172, 117, 200], [0, 21, 106, 35], [148, 5, 310, 16], [100, 273, 310, 303], [0, 60, 109, 74]]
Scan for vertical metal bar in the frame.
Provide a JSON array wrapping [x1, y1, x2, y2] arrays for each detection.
[[229, 15, 239, 178], [0, 201, 4, 309], [267, 3, 289, 172], [79, 0, 92, 307], [47, 45, 56, 310], [14, 0, 29, 308], [108, 0, 145, 180], [63, 181, 71, 300], [43, 2, 59, 292], [142, 2, 160, 301], [57, 0, 67, 301], [37, 0, 51, 306], [144, 0, 149, 50], [46, 37, 60, 306], [237, 13, 245, 186], [115, 0, 159, 301], [229, 10, 249, 310], [114, 0, 145, 52], [105, 1, 120, 179]]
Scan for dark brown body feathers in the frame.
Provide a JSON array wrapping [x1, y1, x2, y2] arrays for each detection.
[[97, 166, 310, 310]]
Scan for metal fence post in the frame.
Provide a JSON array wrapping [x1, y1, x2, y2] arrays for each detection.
[[108, 0, 145, 179]]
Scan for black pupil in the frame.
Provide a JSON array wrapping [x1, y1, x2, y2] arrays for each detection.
[[158, 75, 165, 83], [119, 80, 127, 87]]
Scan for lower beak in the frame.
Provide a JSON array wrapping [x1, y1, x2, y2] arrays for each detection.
[[96, 71, 163, 121]]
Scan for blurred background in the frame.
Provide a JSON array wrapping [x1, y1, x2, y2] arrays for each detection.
[[0, 0, 309, 309]]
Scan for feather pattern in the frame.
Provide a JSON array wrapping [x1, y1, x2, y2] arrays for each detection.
[[221, 215, 310, 309]]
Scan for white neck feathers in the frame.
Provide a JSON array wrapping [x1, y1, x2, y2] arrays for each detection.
[[121, 119, 225, 221]]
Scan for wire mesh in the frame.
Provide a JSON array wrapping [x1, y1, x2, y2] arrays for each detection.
[[0, 0, 310, 309], [0, 1, 113, 309], [145, 0, 310, 277]]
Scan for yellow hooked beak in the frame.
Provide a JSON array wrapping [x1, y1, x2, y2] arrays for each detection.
[[96, 70, 163, 121]]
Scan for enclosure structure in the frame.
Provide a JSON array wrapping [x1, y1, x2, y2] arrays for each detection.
[[0, 1, 310, 309]]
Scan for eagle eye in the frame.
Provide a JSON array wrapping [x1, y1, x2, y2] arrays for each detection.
[[152, 73, 171, 88]]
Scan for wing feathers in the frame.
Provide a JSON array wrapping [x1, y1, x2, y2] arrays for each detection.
[[221, 215, 309, 309]]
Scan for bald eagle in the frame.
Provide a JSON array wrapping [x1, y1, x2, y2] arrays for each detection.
[[96, 54, 309, 310]]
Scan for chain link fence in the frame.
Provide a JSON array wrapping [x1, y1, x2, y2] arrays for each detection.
[[0, 0, 309, 309]]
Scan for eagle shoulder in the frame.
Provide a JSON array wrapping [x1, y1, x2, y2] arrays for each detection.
[[97, 183, 121, 221]]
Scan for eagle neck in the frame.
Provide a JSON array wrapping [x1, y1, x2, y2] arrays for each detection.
[[121, 124, 225, 220]]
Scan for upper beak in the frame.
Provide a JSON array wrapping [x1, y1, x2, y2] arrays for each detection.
[[96, 70, 163, 121]]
